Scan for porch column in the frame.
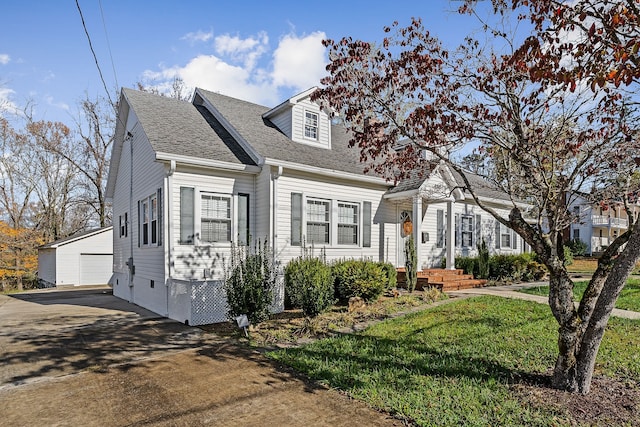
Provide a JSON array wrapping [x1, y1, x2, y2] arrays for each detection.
[[446, 200, 455, 269], [412, 195, 422, 269]]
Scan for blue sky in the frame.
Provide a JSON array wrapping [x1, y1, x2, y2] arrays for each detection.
[[1, 1, 483, 124]]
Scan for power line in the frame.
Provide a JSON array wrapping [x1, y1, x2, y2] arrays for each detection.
[[98, 0, 119, 91], [75, 0, 115, 108]]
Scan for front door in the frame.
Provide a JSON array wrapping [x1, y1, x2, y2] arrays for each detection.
[[397, 209, 412, 266]]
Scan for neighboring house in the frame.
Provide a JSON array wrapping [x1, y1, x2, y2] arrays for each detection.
[[568, 193, 640, 255], [105, 87, 527, 325], [38, 226, 113, 288]]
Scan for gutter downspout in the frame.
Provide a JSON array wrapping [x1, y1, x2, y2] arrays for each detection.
[[166, 159, 176, 317], [127, 131, 135, 299], [271, 166, 283, 261]]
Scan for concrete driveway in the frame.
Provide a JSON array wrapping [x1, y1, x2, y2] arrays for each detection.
[[0, 287, 400, 426]]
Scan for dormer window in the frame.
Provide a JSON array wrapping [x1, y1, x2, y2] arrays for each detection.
[[304, 111, 318, 140]]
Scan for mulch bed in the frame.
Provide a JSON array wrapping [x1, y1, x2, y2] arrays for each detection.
[[513, 373, 640, 426]]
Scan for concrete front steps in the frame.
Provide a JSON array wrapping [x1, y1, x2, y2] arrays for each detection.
[[397, 268, 487, 292]]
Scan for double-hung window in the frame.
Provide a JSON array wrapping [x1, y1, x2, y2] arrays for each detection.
[[291, 194, 370, 247], [304, 111, 319, 140], [495, 221, 517, 249], [150, 194, 158, 244], [142, 200, 149, 245], [179, 188, 248, 245], [338, 202, 359, 245], [200, 194, 231, 243], [306, 198, 330, 244], [139, 189, 162, 247], [461, 215, 473, 248]]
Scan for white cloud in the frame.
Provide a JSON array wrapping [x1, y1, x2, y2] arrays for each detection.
[[214, 32, 269, 70], [142, 32, 327, 106], [0, 54, 9, 65], [181, 30, 213, 44], [272, 31, 327, 90], [0, 87, 20, 116], [142, 30, 328, 106], [45, 95, 69, 112]]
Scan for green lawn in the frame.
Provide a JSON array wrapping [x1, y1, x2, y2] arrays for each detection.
[[268, 296, 640, 426], [520, 279, 640, 312]]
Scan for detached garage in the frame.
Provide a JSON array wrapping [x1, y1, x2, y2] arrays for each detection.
[[38, 227, 113, 288]]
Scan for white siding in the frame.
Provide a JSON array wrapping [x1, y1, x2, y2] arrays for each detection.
[[291, 100, 331, 148], [37, 228, 113, 286], [111, 110, 167, 316], [275, 170, 390, 265], [417, 200, 524, 268], [269, 109, 292, 138], [169, 168, 256, 282], [255, 167, 272, 244]]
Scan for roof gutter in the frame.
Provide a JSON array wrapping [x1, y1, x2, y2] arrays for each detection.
[[263, 158, 390, 186], [155, 152, 261, 173]]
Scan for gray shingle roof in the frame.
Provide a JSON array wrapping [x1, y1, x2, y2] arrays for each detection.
[[196, 89, 368, 175], [123, 88, 255, 165]]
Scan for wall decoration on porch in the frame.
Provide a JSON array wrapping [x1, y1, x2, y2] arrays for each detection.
[[400, 210, 413, 237]]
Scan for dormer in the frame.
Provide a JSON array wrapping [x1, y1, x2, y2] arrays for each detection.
[[262, 87, 332, 149]]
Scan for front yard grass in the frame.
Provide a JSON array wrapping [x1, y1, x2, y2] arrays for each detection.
[[519, 279, 640, 312], [268, 296, 640, 426]]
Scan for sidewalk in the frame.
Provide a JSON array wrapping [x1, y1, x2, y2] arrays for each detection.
[[448, 282, 640, 320]]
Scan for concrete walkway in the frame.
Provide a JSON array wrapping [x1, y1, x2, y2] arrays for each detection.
[[448, 282, 640, 320]]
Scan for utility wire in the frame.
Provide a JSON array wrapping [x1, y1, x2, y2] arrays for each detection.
[[75, 0, 115, 109], [98, 0, 119, 91]]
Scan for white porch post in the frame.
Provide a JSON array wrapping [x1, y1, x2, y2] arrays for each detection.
[[412, 195, 422, 269], [446, 200, 455, 269]]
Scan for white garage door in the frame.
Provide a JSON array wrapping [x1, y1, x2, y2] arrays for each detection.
[[79, 254, 113, 285]]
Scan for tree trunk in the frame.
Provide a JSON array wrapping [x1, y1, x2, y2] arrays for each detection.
[[551, 223, 640, 394]]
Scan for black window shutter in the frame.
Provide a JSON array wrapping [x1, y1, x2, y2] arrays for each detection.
[[363, 201, 372, 248], [291, 193, 302, 246], [180, 187, 195, 244], [157, 188, 163, 246], [137, 200, 141, 248]]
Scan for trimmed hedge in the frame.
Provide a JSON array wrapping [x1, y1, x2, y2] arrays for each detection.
[[284, 256, 334, 318], [332, 259, 387, 303], [443, 252, 547, 282]]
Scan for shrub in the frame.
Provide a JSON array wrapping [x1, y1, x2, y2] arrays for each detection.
[[285, 257, 334, 317], [455, 256, 477, 276], [404, 235, 418, 293], [378, 261, 398, 289], [566, 237, 588, 257], [489, 254, 518, 280], [563, 245, 574, 266], [224, 240, 276, 325], [332, 259, 387, 302], [477, 239, 490, 279]]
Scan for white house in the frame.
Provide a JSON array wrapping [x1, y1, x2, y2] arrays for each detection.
[[38, 227, 113, 288], [568, 193, 640, 255], [105, 87, 527, 325]]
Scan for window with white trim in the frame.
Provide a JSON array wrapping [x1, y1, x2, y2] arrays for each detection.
[[150, 194, 158, 244], [306, 198, 330, 244], [337, 202, 359, 245], [142, 199, 149, 245], [139, 191, 161, 247], [200, 194, 231, 243], [119, 213, 128, 238], [304, 111, 319, 140], [500, 225, 512, 248], [461, 215, 473, 247]]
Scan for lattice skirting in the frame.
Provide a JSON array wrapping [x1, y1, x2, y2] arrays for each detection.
[[171, 277, 285, 326]]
